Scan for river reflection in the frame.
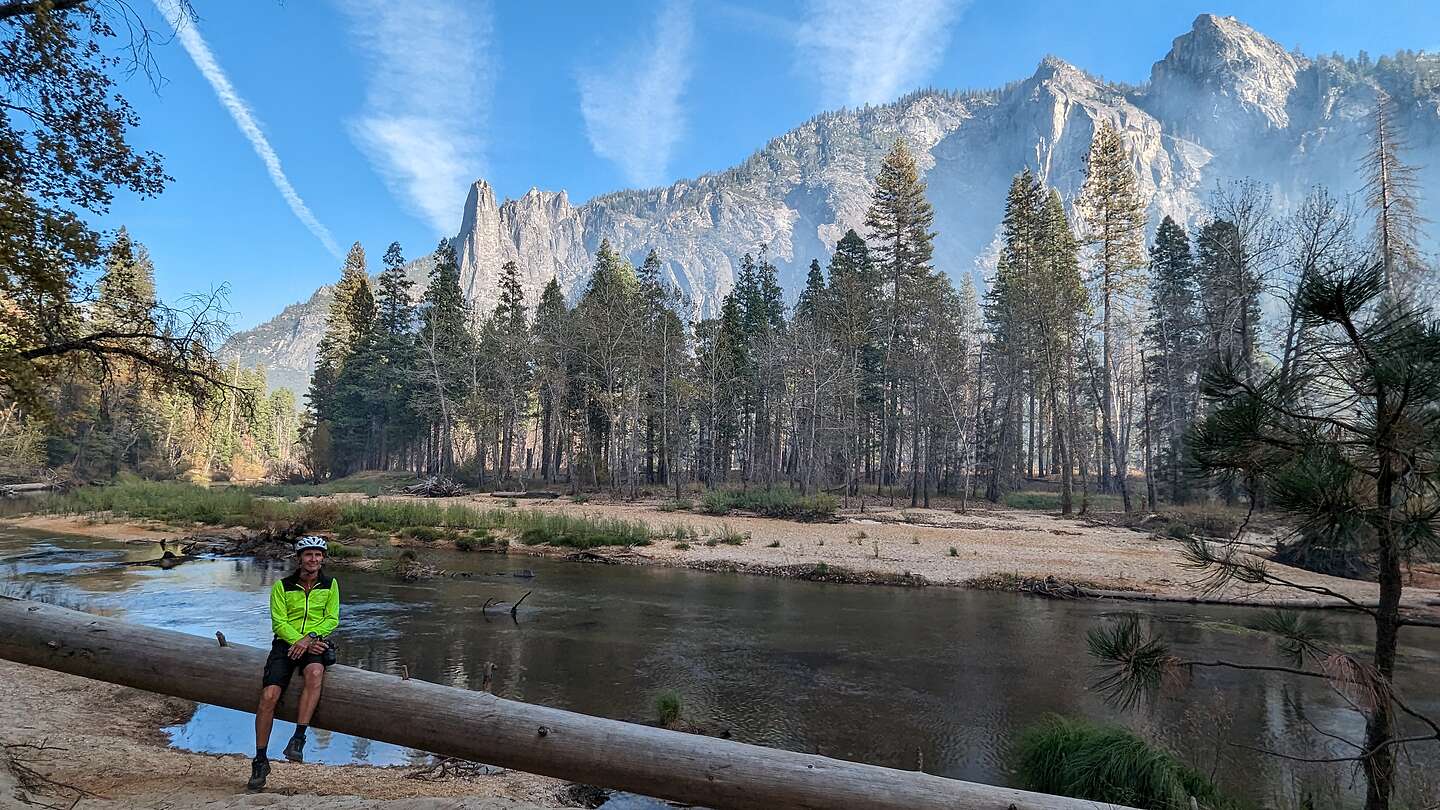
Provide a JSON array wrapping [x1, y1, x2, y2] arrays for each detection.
[[3, 527, 1437, 806]]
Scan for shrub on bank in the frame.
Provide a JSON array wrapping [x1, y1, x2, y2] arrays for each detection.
[[1012, 716, 1240, 810]]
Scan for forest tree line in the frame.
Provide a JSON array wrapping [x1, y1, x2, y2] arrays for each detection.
[[302, 94, 1430, 512]]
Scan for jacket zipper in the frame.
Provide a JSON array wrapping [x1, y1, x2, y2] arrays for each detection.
[[300, 586, 311, 635]]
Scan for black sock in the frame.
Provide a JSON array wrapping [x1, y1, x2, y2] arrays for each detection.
[[293, 725, 308, 739], [256, 746, 267, 761]]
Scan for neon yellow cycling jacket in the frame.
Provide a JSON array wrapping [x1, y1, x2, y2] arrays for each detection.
[[269, 572, 340, 644]]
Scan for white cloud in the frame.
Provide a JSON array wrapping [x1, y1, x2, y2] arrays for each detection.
[[152, 0, 342, 258], [796, 0, 967, 108], [578, 2, 695, 188], [339, 0, 493, 234]]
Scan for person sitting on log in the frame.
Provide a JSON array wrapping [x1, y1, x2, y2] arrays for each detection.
[[248, 535, 341, 791]]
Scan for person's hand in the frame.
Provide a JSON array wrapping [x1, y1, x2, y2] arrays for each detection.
[[308, 638, 328, 655], [288, 639, 310, 659]]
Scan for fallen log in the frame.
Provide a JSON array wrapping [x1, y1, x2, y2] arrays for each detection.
[[0, 481, 59, 497], [0, 596, 1130, 810]]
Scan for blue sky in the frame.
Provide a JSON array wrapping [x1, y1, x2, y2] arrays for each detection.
[[102, 0, 1440, 330]]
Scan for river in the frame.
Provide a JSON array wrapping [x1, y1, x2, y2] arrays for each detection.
[[3, 526, 1437, 807]]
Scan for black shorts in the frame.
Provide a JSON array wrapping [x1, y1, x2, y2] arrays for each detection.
[[261, 637, 337, 690]]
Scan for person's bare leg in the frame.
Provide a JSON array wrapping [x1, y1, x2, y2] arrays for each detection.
[[297, 663, 324, 725], [255, 685, 281, 753], [249, 685, 281, 790], [283, 664, 325, 762]]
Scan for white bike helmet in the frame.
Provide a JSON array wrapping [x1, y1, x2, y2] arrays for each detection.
[[294, 536, 328, 553]]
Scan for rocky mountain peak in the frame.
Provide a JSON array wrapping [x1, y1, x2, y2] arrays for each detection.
[[1149, 14, 1303, 136], [1028, 55, 1092, 87]]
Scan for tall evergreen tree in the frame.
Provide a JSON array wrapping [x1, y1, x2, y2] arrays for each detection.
[[490, 260, 533, 479], [1077, 121, 1147, 512], [309, 241, 371, 432], [825, 230, 882, 497], [866, 138, 937, 494], [1143, 216, 1200, 504], [416, 240, 473, 473], [985, 169, 1043, 501], [372, 242, 418, 468], [533, 278, 570, 483]]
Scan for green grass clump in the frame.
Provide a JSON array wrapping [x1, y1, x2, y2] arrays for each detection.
[[654, 691, 683, 727], [325, 543, 363, 559], [1012, 716, 1240, 810], [34, 478, 263, 527], [510, 510, 651, 549], [673, 542, 691, 550], [715, 524, 749, 545], [657, 498, 693, 513], [699, 488, 837, 521], [948, 546, 958, 557]]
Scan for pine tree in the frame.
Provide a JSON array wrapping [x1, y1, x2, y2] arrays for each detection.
[[324, 242, 377, 475], [573, 239, 641, 489], [985, 169, 1043, 502], [1143, 216, 1200, 504], [533, 278, 570, 483], [865, 138, 937, 495], [309, 241, 372, 435], [416, 240, 473, 473], [1030, 189, 1088, 513], [490, 260, 532, 480], [826, 230, 881, 497], [1077, 121, 1147, 512], [1098, 262, 1440, 810], [372, 242, 418, 468]]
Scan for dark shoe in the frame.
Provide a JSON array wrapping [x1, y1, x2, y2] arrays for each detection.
[[283, 735, 305, 763], [246, 758, 270, 791]]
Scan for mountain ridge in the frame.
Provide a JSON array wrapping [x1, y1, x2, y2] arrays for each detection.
[[223, 14, 1440, 395]]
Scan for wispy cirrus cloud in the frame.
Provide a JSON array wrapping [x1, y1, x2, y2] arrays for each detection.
[[578, 2, 695, 188], [339, 0, 493, 234], [796, 0, 967, 108], [153, 0, 341, 257]]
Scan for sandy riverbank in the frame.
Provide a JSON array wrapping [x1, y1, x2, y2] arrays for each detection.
[[6, 496, 1438, 616], [429, 495, 1440, 615], [0, 659, 569, 809]]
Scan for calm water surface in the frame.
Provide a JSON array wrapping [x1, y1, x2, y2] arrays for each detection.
[[3, 527, 1437, 807]]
